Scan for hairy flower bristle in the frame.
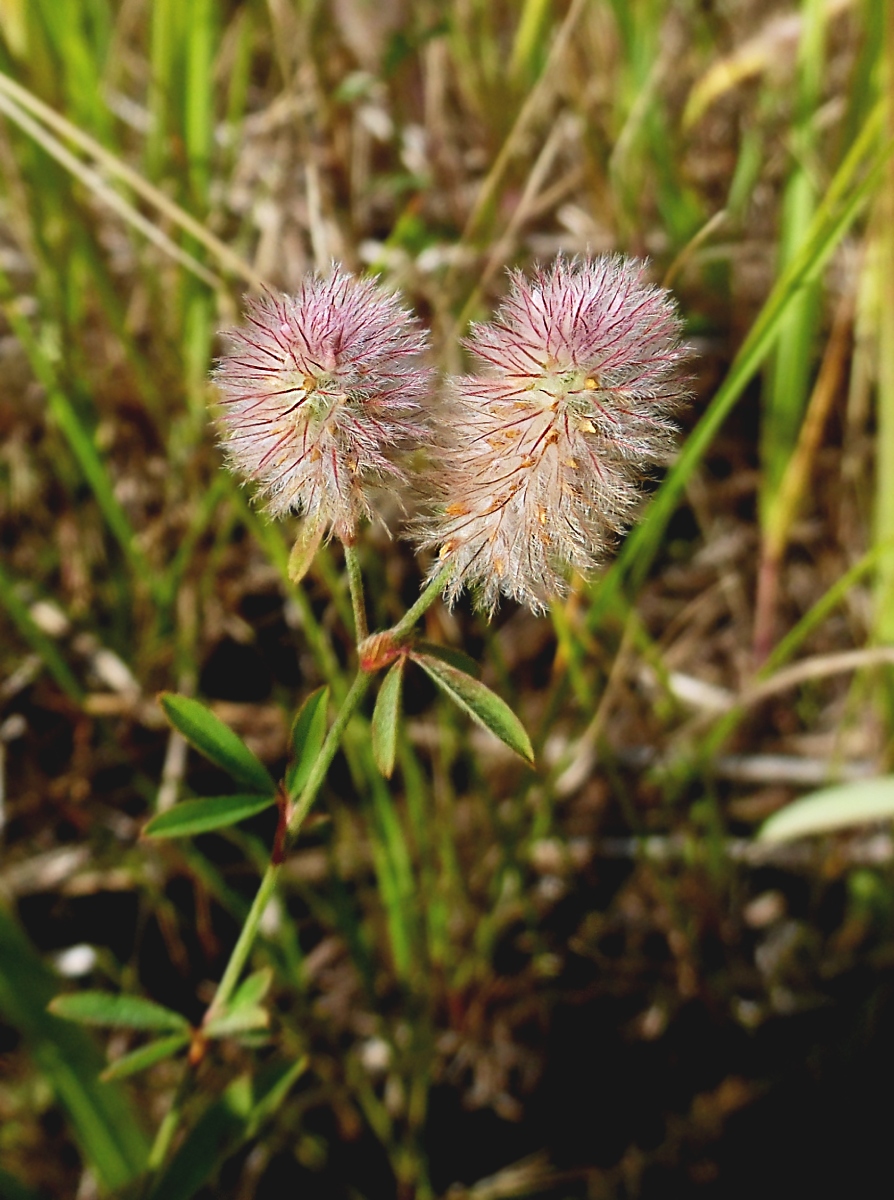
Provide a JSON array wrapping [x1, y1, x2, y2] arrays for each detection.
[[213, 269, 433, 541], [419, 254, 690, 614]]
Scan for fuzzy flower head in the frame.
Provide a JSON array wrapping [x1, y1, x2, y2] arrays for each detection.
[[423, 254, 689, 613], [213, 270, 433, 542]]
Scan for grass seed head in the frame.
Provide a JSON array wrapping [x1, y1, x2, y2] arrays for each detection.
[[213, 269, 433, 542], [421, 254, 690, 614]]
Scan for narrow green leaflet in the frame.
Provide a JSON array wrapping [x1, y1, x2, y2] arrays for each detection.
[[101, 1034, 190, 1082], [202, 970, 273, 1040], [204, 1005, 269, 1039], [413, 639, 481, 678], [49, 991, 191, 1033], [229, 967, 273, 1010], [160, 693, 276, 794], [285, 686, 329, 798], [143, 794, 276, 839], [411, 652, 534, 765], [759, 777, 894, 844], [371, 657, 404, 778]]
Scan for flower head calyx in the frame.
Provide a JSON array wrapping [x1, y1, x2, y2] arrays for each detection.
[[213, 269, 433, 542], [419, 254, 690, 614]]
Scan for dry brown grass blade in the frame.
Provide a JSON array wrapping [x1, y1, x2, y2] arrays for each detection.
[[752, 286, 855, 661], [0, 68, 269, 291], [447, 0, 588, 332]]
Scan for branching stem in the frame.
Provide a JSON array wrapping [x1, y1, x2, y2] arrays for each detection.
[[146, 560, 447, 1185], [388, 564, 453, 642]]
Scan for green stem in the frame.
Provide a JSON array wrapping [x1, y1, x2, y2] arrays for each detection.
[[198, 570, 446, 1025], [388, 564, 453, 643], [146, 570, 447, 1182], [287, 668, 371, 838], [205, 669, 372, 1020], [343, 541, 368, 642], [205, 861, 282, 1022], [144, 1065, 193, 1180]]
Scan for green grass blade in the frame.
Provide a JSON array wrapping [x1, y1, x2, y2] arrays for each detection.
[[0, 270, 162, 600], [47, 387, 160, 588], [0, 906, 148, 1188], [873, 35, 894, 643], [184, 0, 214, 204], [760, 0, 826, 523], [509, 0, 553, 84], [366, 771, 417, 979], [146, 1060, 307, 1200], [0, 562, 83, 700], [591, 100, 891, 619]]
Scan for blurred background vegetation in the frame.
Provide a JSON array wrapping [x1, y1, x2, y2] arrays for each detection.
[[1, 0, 893, 1196]]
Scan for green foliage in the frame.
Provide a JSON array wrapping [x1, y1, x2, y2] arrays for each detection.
[[594, 96, 890, 615], [412, 651, 535, 766], [0, 562, 83, 700], [0, 908, 149, 1189], [285, 686, 330, 797], [160, 694, 277, 796], [413, 639, 481, 678], [203, 967, 273, 1040], [49, 992, 191, 1032], [143, 794, 278, 839], [371, 658, 405, 778], [0, 0, 891, 1195], [145, 1060, 308, 1200], [101, 1035, 192, 1083]]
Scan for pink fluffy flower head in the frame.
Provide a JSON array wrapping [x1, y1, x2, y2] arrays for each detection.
[[422, 254, 689, 613], [213, 269, 433, 542]]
